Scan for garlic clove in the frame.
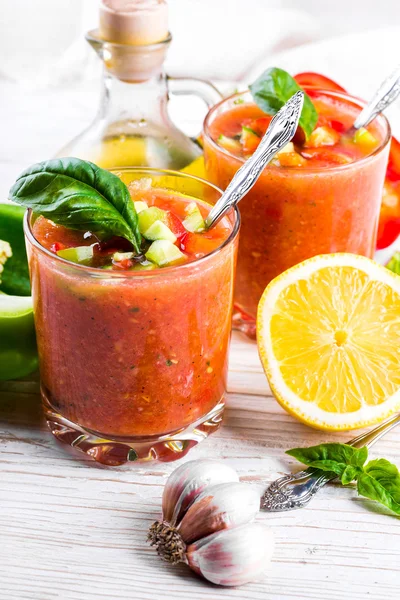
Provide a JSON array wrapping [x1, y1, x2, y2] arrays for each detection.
[[177, 482, 260, 544], [186, 523, 274, 587], [162, 459, 239, 525]]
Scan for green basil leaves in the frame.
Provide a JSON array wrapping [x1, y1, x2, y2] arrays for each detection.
[[9, 158, 141, 253], [249, 67, 318, 139], [287, 442, 400, 515]]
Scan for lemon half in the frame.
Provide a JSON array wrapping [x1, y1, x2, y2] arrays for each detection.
[[257, 253, 400, 431]]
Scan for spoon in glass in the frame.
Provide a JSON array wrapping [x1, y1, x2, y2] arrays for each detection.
[[204, 90, 304, 230], [353, 64, 400, 130]]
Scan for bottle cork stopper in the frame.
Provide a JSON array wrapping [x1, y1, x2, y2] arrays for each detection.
[[99, 0, 169, 46]]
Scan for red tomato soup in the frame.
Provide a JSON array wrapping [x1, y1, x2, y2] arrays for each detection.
[[203, 89, 390, 324], [25, 171, 239, 463]]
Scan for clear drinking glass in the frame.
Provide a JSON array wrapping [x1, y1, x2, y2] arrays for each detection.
[[203, 89, 391, 338], [25, 169, 239, 465]]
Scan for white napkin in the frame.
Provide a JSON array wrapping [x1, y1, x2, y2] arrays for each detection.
[[166, 1, 320, 80]]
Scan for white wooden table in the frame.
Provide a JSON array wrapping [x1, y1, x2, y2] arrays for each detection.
[[1, 333, 400, 600], [1, 80, 400, 600]]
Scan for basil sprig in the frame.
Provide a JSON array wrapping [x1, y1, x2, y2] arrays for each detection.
[[287, 443, 400, 515], [9, 158, 141, 253], [249, 67, 318, 139]]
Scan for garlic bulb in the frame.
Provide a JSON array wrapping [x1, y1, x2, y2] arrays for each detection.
[[186, 523, 274, 586], [177, 482, 260, 543], [161, 459, 239, 525], [148, 459, 274, 587], [149, 481, 259, 557]]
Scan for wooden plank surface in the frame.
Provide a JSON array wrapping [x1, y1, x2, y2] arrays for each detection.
[[1, 332, 399, 600]]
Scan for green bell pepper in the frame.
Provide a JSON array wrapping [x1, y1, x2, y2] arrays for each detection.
[[0, 203, 30, 296], [0, 293, 38, 380], [0, 205, 38, 380]]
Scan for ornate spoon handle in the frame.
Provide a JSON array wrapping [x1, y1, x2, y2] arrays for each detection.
[[204, 91, 304, 230], [261, 412, 400, 511], [354, 64, 400, 129]]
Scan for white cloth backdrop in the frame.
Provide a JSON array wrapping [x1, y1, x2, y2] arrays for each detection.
[[1, 0, 399, 85], [0, 0, 399, 256]]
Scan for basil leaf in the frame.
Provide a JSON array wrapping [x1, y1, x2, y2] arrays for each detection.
[[9, 158, 141, 253], [352, 446, 368, 468], [357, 459, 400, 515], [387, 252, 400, 275], [249, 67, 318, 139], [341, 465, 359, 486], [286, 443, 367, 468], [303, 460, 347, 476]]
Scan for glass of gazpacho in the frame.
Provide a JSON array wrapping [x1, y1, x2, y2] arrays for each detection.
[[24, 168, 239, 465], [203, 89, 391, 337]]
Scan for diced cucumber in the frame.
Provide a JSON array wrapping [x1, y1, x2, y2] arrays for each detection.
[[277, 142, 295, 155], [306, 126, 339, 148], [57, 246, 94, 264], [353, 127, 378, 152], [132, 260, 157, 271], [241, 126, 258, 137], [182, 202, 206, 233], [218, 135, 241, 153], [138, 207, 167, 234], [113, 251, 134, 261], [134, 201, 148, 214], [241, 126, 260, 152], [143, 220, 177, 242], [145, 240, 185, 266]]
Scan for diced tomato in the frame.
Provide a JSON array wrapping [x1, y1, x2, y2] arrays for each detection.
[[330, 120, 347, 134], [277, 152, 307, 167], [300, 148, 353, 165], [315, 115, 332, 128], [181, 232, 224, 257], [167, 211, 186, 243], [294, 72, 346, 93], [50, 242, 66, 253], [250, 116, 272, 136], [241, 127, 260, 153], [315, 115, 347, 134], [112, 258, 134, 270]]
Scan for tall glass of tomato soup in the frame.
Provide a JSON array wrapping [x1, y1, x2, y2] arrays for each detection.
[[24, 169, 239, 465], [203, 89, 391, 337]]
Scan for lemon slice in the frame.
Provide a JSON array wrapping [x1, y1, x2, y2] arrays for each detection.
[[257, 253, 400, 431]]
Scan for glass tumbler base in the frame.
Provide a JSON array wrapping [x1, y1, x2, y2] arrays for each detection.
[[232, 305, 257, 339], [42, 390, 225, 466]]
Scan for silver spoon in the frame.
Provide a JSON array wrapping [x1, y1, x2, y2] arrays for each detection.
[[206, 68, 400, 231], [204, 90, 304, 230], [261, 412, 400, 511], [354, 64, 400, 129]]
